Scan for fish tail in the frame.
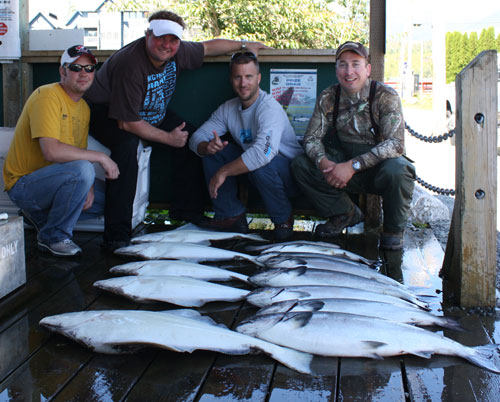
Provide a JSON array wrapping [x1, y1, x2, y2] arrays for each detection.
[[260, 342, 314, 374], [436, 317, 465, 331], [462, 344, 500, 373]]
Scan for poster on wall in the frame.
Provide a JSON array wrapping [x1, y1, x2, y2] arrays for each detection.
[[0, 0, 20, 60], [270, 69, 317, 139]]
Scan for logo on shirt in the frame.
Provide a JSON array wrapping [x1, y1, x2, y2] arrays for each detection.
[[264, 135, 272, 157], [240, 129, 252, 144], [140, 62, 177, 125]]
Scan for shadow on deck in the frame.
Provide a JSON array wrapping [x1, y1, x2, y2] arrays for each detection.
[[0, 222, 499, 401]]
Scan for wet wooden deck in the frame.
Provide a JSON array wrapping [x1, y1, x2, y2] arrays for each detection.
[[1, 222, 500, 401]]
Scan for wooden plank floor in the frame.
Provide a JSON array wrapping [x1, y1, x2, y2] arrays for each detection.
[[1, 222, 499, 401]]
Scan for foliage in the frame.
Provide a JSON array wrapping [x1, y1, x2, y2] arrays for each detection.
[[105, 0, 369, 49], [446, 27, 500, 83]]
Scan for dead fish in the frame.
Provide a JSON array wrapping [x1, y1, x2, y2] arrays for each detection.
[[255, 299, 463, 330], [248, 267, 426, 308], [115, 242, 259, 264], [258, 254, 393, 284], [258, 244, 375, 266], [246, 285, 428, 310], [131, 229, 267, 245], [236, 311, 500, 374], [247, 240, 340, 252], [110, 260, 248, 283], [39, 309, 313, 374], [94, 275, 249, 307], [258, 252, 371, 268]]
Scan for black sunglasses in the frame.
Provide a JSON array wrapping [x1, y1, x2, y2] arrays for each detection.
[[230, 51, 257, 62], [65, 63, 96, 73]]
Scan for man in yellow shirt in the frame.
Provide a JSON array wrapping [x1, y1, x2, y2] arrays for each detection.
[[3, 45, 119, 257]]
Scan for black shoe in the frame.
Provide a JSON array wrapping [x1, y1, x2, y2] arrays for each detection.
[[273, 215, 294, 242], [19, 209, 40, 233], [315, 205, 364, 238], [198, 213, 249, 233], [380, 232, 404, 250], [101, 240, 130, 253]]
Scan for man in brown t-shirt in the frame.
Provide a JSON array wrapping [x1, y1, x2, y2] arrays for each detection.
[[85, 10, 269, 251]]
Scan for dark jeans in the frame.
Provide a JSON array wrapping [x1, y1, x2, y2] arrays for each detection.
[[88, 104, 206, 243], [291, 143, 416, 233]]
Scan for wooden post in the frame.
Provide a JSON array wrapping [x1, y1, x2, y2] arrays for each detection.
[[364, 0, 385, 229], [442, 50, 497, 307]]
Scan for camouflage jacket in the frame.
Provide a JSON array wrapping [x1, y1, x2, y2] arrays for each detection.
[[303, 79, 405, 170]]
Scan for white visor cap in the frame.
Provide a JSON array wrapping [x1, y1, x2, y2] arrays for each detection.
[[149, 19, 184, 40]]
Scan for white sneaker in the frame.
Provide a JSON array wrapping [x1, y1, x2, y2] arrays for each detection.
[[37, 239, 82, 257]]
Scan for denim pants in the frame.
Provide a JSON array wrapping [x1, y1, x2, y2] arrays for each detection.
[[7, 160, 104, 244], [202, 143, 298, 224]]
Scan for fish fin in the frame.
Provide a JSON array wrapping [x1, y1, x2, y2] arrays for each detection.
[[461, 344, 500, 374], [410, 350, 433, 359], [161, 309, 228, 328], [287, 266, 307, 277], [284, 312, 313, 328], [255, 343, 314, 374], [300, 300, 325, 312], [363, 340, 387, 349]]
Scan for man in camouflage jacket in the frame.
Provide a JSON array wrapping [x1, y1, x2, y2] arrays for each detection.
[[291, 41, 415, 249]]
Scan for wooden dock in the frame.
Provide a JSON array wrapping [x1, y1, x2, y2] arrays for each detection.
[[1, 223, 499, 401]]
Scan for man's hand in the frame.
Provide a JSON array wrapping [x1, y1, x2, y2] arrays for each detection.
[[209, 169, 228, 199], [205, 131, 228, 155], [166, 122, 189, 148], [319, 158, 355, 189], [246, 41, 273, 56], [100, 155, 120, 180], [82, 186, 94, 211]]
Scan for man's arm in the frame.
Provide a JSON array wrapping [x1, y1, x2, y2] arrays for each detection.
[[209, 157, 249, 199], [202, 39, 271, 57], [39, 138, 119, 179], [118, 119, 188, 148]]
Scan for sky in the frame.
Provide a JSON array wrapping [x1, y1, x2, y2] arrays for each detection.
[[387, 0, 500, 39]]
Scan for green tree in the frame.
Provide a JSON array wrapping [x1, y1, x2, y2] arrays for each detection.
[[106, 0, 369, 49], [478, 27, 497, 52]]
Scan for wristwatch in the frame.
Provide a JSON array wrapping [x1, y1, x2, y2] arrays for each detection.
[[352, 159, 361, 172], [241, 39, 247, 50]]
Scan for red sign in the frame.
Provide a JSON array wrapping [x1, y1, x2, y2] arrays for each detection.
[[0, 23, 7, 36]]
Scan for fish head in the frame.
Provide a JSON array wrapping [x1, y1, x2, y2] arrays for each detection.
[[246, 287, 287, 307], [249, 269, 288, 286], [264, 256, 307, 268], [39, 311, 104, 331], [236, 313, 285, 335], [256, 300, 299, 315]]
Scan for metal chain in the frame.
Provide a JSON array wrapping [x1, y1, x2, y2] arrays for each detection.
[[404, 123, 456, 196], [415, 175, 455, 196], [405, 122, 455, 143]]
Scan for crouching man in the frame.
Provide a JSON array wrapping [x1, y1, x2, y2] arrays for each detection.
[[291, 41, 415, 250], [189, 51, 303, 241], [2, 45, 119, 257]]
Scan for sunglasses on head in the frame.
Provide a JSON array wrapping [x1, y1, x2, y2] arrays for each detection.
[[230, 51, 257, 62], [65, 63, 96, 73]]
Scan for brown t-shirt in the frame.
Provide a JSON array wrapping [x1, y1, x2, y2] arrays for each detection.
[[84, 38, 204, 126]]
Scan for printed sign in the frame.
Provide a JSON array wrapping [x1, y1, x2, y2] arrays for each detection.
[[270, 69, 317, 139], [0, 0, 21, 59]]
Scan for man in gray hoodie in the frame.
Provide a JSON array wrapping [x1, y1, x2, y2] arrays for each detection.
[[189, 52, 303, 241]]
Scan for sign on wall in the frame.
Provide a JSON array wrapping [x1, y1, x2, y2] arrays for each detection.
[[270, 69, 317, 139], [0, 0, 20, 60]]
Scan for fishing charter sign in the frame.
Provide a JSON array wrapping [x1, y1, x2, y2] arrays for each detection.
[[0, 0, 20, 60], [270, 69, 317, 139]]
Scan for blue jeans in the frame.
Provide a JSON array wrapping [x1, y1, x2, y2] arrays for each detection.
[[7, 160, 104, 244], [202, 143, 298, 224]]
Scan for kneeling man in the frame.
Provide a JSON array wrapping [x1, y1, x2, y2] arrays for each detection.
[[189, 51, 303, 241]]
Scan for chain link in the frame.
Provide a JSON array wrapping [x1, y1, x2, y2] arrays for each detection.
[[404, 122, 456, 196], [405, 122, 455, 143]]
